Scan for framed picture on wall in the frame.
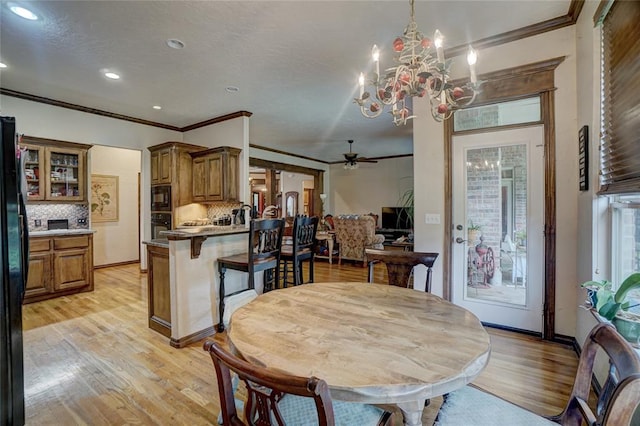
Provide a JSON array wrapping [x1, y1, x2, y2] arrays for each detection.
[[578, 125, 588, 191], [91, 174, 119, 222]]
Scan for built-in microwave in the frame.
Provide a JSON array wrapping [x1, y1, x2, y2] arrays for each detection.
[[151, 185, 171, 211]]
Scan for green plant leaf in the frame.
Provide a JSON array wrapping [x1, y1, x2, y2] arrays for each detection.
[[598, 300, 621, 321], [596, 287, 614, 312], [614, 272, 640, 304]]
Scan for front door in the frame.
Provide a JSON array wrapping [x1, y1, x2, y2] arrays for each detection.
[[451, 126, 544, 333]]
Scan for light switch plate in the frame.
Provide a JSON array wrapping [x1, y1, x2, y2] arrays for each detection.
[[425, 213, 441, 224]]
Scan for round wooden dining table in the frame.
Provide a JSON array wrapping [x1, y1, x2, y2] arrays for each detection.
[[227, 281, 491, 426]]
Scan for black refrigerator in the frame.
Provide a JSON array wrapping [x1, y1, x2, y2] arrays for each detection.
[[0, 116, 27, 425]]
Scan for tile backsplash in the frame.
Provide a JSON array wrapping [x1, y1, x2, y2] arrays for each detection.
[[207, 202, 242, 221], [26, 204, 90, 231]]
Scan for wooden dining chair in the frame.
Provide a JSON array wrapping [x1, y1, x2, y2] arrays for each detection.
[[203, 340, 392, 426], [280, 215, 319, 287], [365, 249, 439, 292], [217, 218, 285, 332], [434, 322, 640, 426]]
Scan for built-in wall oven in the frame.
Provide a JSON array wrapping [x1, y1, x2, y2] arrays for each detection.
[[151, 213, 172, 240], [151, 185, 171, 211]]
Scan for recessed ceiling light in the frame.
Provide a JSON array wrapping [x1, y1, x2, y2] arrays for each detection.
[[0, 62, 7, 69], [104, 71, 120, 80], [8, 3, 39, 20], [153, 105, 162, 110], [166, 39, 185, 49], [225, 86, 239, 93]]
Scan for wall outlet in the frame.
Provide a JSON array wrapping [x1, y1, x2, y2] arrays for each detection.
[[424, 213, 441, 225], [34, 219, 42, 227], [77, 218, 87, 225]]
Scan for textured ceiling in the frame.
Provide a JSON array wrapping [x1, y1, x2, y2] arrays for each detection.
[[0, 1, 571, 162]]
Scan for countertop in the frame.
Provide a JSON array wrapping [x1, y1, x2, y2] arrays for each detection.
[[142, 239, 170, 248], [30, 229, 95, 237], [161, 225, 250, 240]]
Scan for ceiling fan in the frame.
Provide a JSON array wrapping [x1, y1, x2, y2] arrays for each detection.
[[343, 140, 377, 168]]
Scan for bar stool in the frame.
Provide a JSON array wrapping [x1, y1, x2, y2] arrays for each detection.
[[280, 215, 319, 287], [217, 218, 285, 332]]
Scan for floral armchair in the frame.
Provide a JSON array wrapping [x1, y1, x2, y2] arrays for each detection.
[[333, 215, 385, 266]]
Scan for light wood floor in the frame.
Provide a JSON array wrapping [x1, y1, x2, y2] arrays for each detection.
[[22, 260, 580, 425]]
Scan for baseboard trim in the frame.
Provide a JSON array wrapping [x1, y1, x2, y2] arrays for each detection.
[[94, 260, 140, 269], [482, 322, 543, 338], [170, 326, 217, 348], [551, 332, 577, 348]]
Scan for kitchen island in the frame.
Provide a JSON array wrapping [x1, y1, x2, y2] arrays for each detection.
[[145, 225, 255, 348]]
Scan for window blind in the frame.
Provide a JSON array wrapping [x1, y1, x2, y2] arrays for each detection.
[[599, 0, 640, 195]]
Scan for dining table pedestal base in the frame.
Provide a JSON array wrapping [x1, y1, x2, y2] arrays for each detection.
[[397, 400, 426, 426]]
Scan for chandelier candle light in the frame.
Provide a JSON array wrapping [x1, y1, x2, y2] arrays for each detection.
[[354, 0, 480, 125]]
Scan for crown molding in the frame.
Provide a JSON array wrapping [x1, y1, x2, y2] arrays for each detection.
[[0, 88, 182, 131], [447, 0, 584, 58], [0, 88, 250, 132]]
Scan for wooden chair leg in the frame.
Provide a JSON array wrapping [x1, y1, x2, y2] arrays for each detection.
[[217, 265, 226, 332], [309, 258, 314, 283], [294, 260, 301, 286]]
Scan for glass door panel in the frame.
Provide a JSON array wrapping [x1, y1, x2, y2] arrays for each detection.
[[23, 146, 44, 200], [48, 150, 81, 200], [464, 145, 527, 306]]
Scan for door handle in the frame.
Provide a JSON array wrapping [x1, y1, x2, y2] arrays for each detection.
[[455, 237, 467, 244]]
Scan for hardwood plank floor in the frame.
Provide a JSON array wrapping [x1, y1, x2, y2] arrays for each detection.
[[22, 260, 580, 425]]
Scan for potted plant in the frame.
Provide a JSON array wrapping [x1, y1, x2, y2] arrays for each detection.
[[581, 272, 640, 345], [397, 188, 414, 231], [467, 220, 482, 243]]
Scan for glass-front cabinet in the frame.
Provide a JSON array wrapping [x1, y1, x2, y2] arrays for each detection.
[[21, 137, 89, 202], [24, 145, 45, 200], [46, 148, 83, 200]]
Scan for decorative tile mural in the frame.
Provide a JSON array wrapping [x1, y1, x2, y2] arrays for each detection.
[[26, 204, 90, 231]]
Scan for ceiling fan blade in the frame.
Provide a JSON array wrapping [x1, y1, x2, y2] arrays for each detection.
[[356, 158, 378, 163]]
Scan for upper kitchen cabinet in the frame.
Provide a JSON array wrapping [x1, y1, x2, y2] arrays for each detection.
[[21, 136, 91, 203], [148, 141, 206, 207], [191, 147, 241, 202], [150, 146, 172, 184]]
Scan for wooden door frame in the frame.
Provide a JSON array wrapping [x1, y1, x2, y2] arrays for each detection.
[[249, 158, 324, 217], [444, 56, 564, 340]]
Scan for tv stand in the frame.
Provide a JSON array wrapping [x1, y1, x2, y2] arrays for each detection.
[[378, 228, 412, 245]]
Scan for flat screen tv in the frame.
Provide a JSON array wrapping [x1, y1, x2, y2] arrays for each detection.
[[381, 207, 412, 230]]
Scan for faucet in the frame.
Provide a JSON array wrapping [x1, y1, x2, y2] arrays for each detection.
[[262, 205, 277, 218]]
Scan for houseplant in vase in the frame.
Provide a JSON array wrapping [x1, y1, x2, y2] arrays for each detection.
[[467, 220, 482, 243], [581, 272, 640, 346]]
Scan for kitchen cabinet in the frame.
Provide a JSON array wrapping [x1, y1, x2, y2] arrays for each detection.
[[191, 146, 241, 202], [24, 238, 52, 298], [150, 147, 172, 184], [21, 136, 90, 203], [146, 243, 171, 337], [148, 142, 206, 209], [24, 233, 94, 304]]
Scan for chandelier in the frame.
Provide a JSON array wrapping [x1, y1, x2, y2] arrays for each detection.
[[354, 0, 480, 125]]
